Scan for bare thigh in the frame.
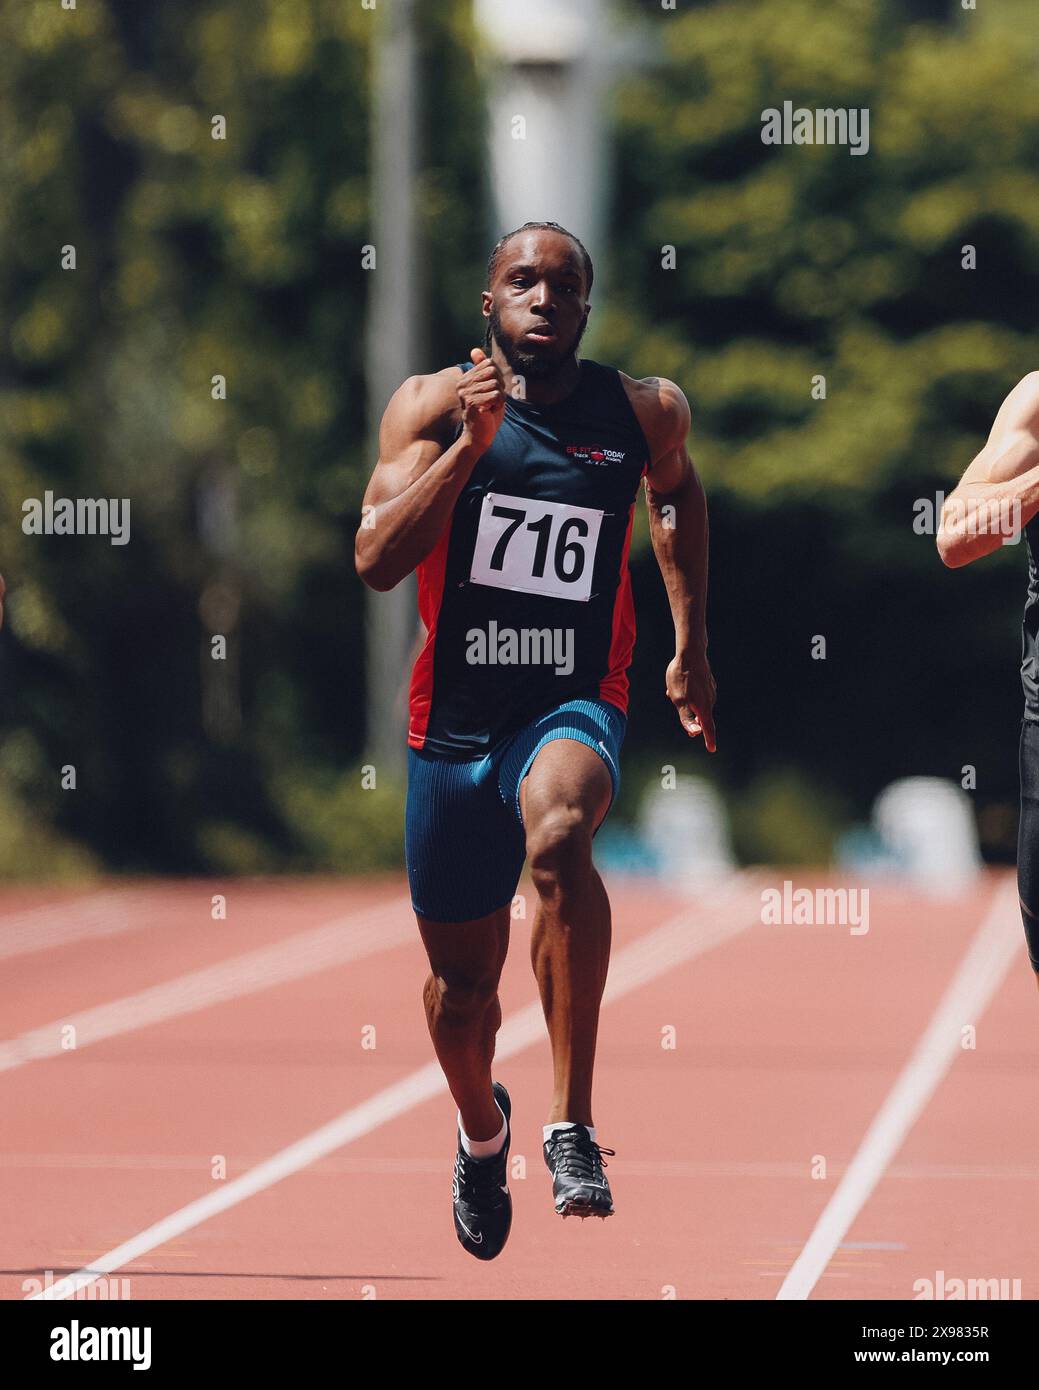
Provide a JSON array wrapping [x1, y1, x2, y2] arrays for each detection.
[[519, 738, 614, 842]]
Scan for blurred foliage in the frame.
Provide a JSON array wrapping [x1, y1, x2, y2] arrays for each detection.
[[603, 0, 1038, 858], [0, 730, 100, 878], [0, 0, 1036, 876], [0, 0, 482, 876], [728, 767, 850, 866], [273, 765, 406, 873]]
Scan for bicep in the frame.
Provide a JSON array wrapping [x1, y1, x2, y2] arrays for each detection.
[[950, 430, 1036, 495], [362, 378, 456, 509], [949, 376, 1039, 494], [362, 437, 451, 509], [645, 442, 694, 497]]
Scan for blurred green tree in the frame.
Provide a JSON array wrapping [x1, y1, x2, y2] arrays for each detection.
[[0, 0, 485, 876], [602, 0, 1039, 860], [2, 0, 1036, 875]]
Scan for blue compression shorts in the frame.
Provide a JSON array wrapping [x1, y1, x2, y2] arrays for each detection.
[[405, 697, 627, 923]]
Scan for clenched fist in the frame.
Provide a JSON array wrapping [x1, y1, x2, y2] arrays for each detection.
[[458, 347, 506, 454]]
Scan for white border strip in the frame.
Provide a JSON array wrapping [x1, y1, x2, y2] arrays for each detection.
[[32, 874, 763, 1300], [776, 878, 1021, 1300]]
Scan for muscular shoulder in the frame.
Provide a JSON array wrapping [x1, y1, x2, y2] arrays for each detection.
[[385, 366, 465, 441], [617, 372, 691, 463]]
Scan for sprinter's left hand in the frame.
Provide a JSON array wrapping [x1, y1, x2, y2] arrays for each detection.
[[666, 652, 716, 751]]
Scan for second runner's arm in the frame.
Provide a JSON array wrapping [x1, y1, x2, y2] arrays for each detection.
[[937, 372, 1039, 568]]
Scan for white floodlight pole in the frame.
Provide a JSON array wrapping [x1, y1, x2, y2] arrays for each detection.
[[363, 0, 424, 777], [473, 0, 614, 279]]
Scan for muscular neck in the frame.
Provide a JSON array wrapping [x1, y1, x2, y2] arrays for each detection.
[[490, 343, 583, 406]]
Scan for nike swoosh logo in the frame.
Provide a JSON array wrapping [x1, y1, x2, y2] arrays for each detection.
[[456, 1213, 483, 1244]]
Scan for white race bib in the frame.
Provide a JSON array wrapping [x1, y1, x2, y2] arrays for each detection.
[[469, 491, 603, 602]]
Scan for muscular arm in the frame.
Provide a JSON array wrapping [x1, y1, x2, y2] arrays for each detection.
[[629, 375, 716, 749], [354, 372, 478, 592], [356, 350, 507, 591], [937, 372, 1039, 568]]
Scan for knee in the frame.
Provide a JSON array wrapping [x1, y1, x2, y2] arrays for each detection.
[[527, 807, 594, 901], [426, 968, 498, 1023]]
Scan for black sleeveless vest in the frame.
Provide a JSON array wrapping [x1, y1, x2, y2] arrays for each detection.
[[408, 359, 651, 754]]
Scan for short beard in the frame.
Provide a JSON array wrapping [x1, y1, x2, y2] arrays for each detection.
[[487, 307, 587, 381]]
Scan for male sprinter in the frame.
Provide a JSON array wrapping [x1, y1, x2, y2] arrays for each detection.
[[356, 223, 715, 1260], [937, 372, 1039, 985]]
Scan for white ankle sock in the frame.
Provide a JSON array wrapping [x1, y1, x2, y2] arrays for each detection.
[[544, 1120, 596, 1143], [459, 1101, 507, 1158]]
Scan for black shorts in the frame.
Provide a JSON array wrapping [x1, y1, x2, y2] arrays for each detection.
[[1017, 719, 1039, 970]]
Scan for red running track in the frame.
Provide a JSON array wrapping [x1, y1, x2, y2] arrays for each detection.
[[0, 870, 1034, 1301]]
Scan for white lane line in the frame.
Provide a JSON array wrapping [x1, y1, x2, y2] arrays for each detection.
[[776, 878, 1022, 1301], [0, 891, 153, 961], [0, 898, 413, 1074], [32, 873, 764, 1300], [9, 1155, 1039, 1181]]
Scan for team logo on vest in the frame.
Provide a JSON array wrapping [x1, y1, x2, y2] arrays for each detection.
[[565, 444, 625, 467]]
